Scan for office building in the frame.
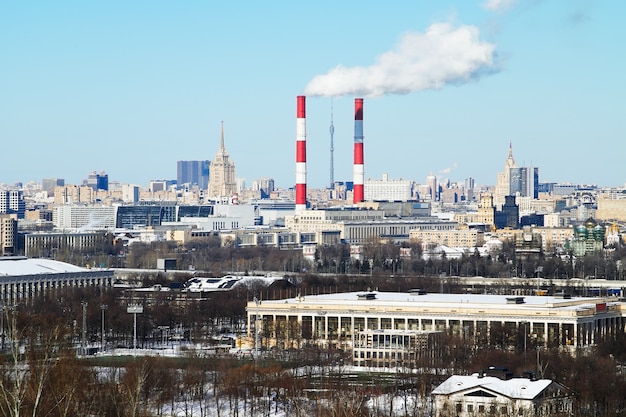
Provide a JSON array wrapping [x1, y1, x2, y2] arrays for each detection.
[[0, 216, 18, 255], [0, 190, 25, 219], [364, 173, 413, 201], [84, 171, 108, 191], [510, 167, 539, 199], [41, 178, 64, 196], [177, 160, 210, 189]]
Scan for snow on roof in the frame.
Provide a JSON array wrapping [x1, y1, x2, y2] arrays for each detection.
[[0, 257, 87, 276], [432, 374, 552, 400], [258, 290, 607, 312]]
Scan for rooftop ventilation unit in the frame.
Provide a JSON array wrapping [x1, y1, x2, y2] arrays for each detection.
[[357, 293, 377, 300], [506, 297, 525, 304]]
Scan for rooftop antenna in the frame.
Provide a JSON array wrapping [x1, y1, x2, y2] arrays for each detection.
[[329, 97, 335, 189]]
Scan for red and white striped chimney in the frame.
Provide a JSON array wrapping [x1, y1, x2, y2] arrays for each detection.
[[295, 96, 307, 212], [353, 98, 364, 203]]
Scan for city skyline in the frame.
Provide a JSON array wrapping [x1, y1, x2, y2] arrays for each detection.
[[1, 1, 625, 189]]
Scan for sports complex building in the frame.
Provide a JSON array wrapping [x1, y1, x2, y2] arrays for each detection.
[[247, 290, 624, 355], [0, 256, 113, 303]]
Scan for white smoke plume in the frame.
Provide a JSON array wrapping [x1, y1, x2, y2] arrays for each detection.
[[304, 23, 498, 97]]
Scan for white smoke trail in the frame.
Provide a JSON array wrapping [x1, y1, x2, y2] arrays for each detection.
[[304, 23, 498, 97]]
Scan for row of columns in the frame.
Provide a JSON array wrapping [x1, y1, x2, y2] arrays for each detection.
[[0, 274, 112, 304], [249, 311, 625, 350]]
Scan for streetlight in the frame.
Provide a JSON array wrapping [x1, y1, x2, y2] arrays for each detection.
[[521, 321, 528, 368], [81, 302, 88, 356], [127, 303, 144, 355], [100, 304, 108, 353], [254, 297, 261, 359]]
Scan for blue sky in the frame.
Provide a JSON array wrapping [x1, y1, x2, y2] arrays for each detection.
[[1, 0, 624, 189]]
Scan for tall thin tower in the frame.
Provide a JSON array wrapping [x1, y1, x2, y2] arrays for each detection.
[[295, 96, 307, 213], [353, 98, 364, 204], [329, 98, 335, 189]]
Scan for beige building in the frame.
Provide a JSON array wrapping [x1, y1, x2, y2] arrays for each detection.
[[409, 227, 485, 249], [207, 122, 237, 199], [596, 196, 626, 222], [54, 185, 95, 204], [247, 291, 625, 352], [455, 194, 496, 229], [1, 216, 18, 255], [494, 144, 517, 208]]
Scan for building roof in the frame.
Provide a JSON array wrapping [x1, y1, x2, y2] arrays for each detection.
[[0, 257, 87, 276], [253, 290, 614, 315], [432, 374, 553, 400]]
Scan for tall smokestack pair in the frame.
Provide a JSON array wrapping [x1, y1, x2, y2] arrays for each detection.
[[295, 96, 364, 212]]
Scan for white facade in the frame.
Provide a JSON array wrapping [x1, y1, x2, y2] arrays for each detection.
[[247, 291, 625, 352], [432, 373, 572, 417], [53, 205, 117, 231], [364, 173, 413, 201]]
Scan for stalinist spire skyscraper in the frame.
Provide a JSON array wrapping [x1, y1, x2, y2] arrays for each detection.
[[207, 122, 237, 200], [494, 142, 517, 209]]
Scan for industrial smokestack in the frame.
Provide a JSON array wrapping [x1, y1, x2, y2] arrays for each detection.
[[353, 98, 364, 203], [295, 96, 307, 212]]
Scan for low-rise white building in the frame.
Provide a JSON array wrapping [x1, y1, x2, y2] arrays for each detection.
[[432, 371, 573, 417], [247, 291, 624, 352]]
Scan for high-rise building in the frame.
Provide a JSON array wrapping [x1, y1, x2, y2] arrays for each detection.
[[84, 171, 108, 191], [0, 190, 25, 219], [207, 122, 237, 199], [0, 216, 18, 255], [177, 160, 210, 189], [252, 177, 275, 198], [41, 178, 65, 196], [426, 172, 438, 202], [494, 143, 517, 208], [510, 167, 539, 199]]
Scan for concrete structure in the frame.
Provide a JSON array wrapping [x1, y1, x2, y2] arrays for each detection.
[[207, 122, 237, 199], [54, 185, 95, 204], [596, 196, 626, 222], [53, 205, 117, 230], [0, 216, 18, 255], [0, 190, 25, 219], [295, 96, 307, 213], [353, 98, 365, 204], [409, 227, 485, 249], [0, 257, 113, 304], [432, 371, 573, 417], [24, 231, 114, 259], [364, 173, 413, 202], [353, 329, 442, 368], [285, 207, 454, 244], [247, 291, 625, 352]]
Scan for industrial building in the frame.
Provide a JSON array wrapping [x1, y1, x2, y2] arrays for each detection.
[[247, 291, 624, 353]]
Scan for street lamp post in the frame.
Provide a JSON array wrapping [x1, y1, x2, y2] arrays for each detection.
[[127, 303, 144, 355], [100, 304, 108, 353], [254, 297, 261, 359], [521, 321, 528, 368], [81, 302, 88, 356]]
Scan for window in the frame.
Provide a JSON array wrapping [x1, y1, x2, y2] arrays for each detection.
[[467, 404, 474, 412], [456, 403, 462, 413], [478, 405, 485, 412]]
